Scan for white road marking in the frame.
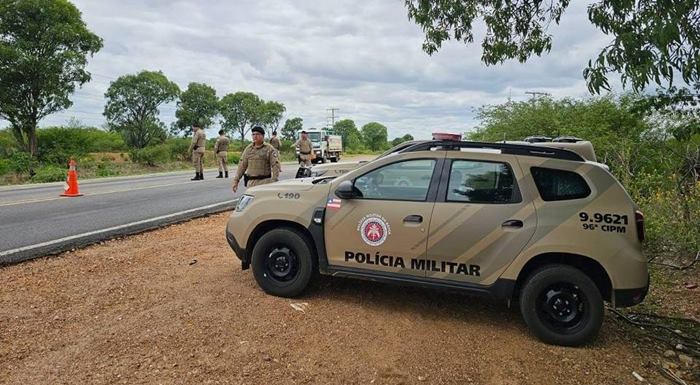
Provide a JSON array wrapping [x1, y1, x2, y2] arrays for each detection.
[[0, 200, 236, 257]]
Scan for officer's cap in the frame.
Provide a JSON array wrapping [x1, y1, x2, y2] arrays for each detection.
[[301, 130, 307, 134], [251, 126, 265, 135]]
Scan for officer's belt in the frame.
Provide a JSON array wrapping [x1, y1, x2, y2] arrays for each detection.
[[300, 151, 311, 154], [245, 174, 271, 180]]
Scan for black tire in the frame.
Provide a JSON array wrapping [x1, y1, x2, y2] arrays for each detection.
[[519, 264, 603, 346], [251, 228, 316, 298]]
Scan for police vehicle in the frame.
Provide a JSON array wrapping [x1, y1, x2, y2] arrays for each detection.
[[226, 140, 648, 346]]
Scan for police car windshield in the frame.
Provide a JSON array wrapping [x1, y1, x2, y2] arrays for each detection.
[[309, 132, 322, 142]]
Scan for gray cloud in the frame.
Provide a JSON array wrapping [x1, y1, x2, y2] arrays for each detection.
[[20, 0, 618, 139]]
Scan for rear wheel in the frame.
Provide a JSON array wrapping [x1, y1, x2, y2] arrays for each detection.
[[251, 228, 316, 297], [519, 265, 603, 346]]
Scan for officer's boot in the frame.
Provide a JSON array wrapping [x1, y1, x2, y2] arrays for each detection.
[[199, 172, 204, 180], [216, 171, 223, 178], [191, 172, 199, 181], [225, 171, 229, 178]]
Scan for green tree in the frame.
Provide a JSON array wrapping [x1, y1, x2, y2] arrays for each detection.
[[281, 117, 303, 140], [172, 82, 219, 135], [471, 95, 652, 187], [260, 101, 286, 136], [333, 119, 363, 150], [404, 1, 700, 94], [361, 122, 388, 151], [391, 134, 415, 146], [220, 91, 263, 142], [0, 0, 102, 162], [103, 70, 180, 149]]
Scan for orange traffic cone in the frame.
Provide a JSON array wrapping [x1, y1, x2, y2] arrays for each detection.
[[61, 159, 83, 197]]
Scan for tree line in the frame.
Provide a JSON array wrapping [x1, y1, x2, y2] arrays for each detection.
[[102, 70, 287, 148]]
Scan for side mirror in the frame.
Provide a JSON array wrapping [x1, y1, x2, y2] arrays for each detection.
[[335, 180, 360, 199]]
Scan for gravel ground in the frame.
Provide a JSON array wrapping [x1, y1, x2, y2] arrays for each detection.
[[0, 213, 695, 385]]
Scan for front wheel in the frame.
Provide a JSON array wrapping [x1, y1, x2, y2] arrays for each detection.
[[519, 265, 603, 346], [251, 228, 316, 298]]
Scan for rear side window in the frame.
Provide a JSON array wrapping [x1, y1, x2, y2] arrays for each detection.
[[447, 160, 518, 203], [531, 167, 591, 201]]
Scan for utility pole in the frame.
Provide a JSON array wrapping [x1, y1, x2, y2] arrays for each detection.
[[326, 107, 339, 129], [525, 91, 551, 100]]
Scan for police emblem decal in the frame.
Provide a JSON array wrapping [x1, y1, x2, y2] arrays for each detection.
[[357, 214, 391, 246]]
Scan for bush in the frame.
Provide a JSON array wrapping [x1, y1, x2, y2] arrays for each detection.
[[31, 165, 66, 183], [129, 145, 171, 166], [0, 129, 18, 158], [95, 161, 121, 177], [0, 158, 10, 175], [227, 152, 241, 164], [8, 152, 31, 174], [37, 127, 125, 165], [164, 138, 191, 161], [633, 175, 700, 257]]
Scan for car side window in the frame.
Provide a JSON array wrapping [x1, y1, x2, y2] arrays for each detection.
[[355, 159, 435, 201], [531, 167, 591, 201], [447, 160, 517, 203]]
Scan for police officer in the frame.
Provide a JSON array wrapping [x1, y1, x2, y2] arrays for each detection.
[[294, 130, 313, 167], [214, 129, 230, 178], [189, 123, 206, 180], [232, 126, 281, 193], [269, 130, 281, 151]]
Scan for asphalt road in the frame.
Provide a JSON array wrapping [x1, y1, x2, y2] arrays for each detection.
[[0, 166, 297, 264]]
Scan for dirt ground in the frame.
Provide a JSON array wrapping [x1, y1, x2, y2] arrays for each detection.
[[1, 213, 697, 385]]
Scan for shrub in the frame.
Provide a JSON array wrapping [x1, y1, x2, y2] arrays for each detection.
[[36, 127, 125, 165], [95, 161, 121, 177], [31, 165, 66, 183], [0, 158, 10, 175], [164, 138, 191, 161], [129, 145, 171, 166], [634, 176, 700, 257], [227, 152, 241, 164], [0, 129, 18, 157], [8, 152, 31, 174]]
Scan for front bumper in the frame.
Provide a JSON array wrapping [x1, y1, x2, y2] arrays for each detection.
[[225, 228, 249, 270]]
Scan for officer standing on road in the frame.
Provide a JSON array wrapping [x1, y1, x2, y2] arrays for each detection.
[[189, 123, 206, 181], [294, 130, 313, 167], [232, 126, 281, 193], [269, 131, 281, 151], [214, 129, 230, 178]]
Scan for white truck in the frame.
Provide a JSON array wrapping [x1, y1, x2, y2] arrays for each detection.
[[295, 129, 343, 163]]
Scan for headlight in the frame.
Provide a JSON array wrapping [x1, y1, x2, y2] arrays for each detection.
[[236, 194, 254, 212]]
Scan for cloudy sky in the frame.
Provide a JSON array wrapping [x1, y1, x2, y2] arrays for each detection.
[[35, 0, 616, 140]]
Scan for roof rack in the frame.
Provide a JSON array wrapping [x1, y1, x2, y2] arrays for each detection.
[[398, 140, 584, 162]]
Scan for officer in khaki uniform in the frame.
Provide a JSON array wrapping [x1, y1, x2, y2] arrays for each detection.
[[269, 131, 281, 151], [294, 130, 313, 167], [214, 129, 230, 178], [232, 126, 281, 193], [189, 124, 206, 180]]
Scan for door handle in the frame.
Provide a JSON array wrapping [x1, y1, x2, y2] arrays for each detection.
[[501, 219, 523, 228], [404, 215, 423, 223]]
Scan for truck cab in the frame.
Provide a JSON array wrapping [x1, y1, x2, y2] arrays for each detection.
[[295, 128, 343, 163]]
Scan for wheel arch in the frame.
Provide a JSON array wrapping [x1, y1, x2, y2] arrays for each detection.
[[513, 252, 612, 303], [246, 220, 316, 261]]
